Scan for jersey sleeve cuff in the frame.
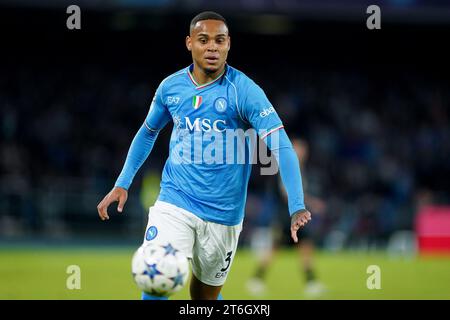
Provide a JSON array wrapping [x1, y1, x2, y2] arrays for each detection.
[[114, 182, 130, 191], [260, 124, 284, 140], [289, 205, 307, 216]]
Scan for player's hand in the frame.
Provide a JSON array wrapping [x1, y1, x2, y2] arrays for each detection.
[[290, 209, 312, 243], [97, 187, 128, 221]]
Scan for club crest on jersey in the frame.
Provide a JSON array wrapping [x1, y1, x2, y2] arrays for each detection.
[[192, 96, 203, 109], [214, 97, 227, 113], [145, 226, 158, 241]]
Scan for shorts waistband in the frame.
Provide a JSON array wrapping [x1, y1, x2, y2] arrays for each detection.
[[155, 200, 204, 222]]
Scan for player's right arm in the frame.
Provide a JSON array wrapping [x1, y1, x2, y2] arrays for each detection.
[[97, 82, 171, 221]]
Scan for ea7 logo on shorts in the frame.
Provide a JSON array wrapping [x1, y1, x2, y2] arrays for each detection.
[[145, 226, 158, 241], [215, 271, 228, 278], [260, 106, 275, 118]]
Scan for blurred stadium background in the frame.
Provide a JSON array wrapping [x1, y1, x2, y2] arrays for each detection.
[[1, 0, 450, 299]]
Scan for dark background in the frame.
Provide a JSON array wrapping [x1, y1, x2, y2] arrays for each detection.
[[1, 1, 449, 249]]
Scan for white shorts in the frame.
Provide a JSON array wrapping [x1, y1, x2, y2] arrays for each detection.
[[142, 200, 243, 286]]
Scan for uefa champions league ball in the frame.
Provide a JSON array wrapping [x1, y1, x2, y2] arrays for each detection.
[[132, 242, 189, 297]]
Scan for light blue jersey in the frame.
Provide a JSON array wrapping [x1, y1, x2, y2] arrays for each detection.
[[115, 64, 305, 226]]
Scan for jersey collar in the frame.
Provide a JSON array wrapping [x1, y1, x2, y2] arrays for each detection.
[[187, 64, 227, 90]]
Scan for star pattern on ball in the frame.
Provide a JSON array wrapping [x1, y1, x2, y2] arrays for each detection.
[[163, 243, 179, 256], [143, 263, 162, 280], [170, 270, 185, 289]]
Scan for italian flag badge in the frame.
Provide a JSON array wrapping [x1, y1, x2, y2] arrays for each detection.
[[192, 96, 203, 109]]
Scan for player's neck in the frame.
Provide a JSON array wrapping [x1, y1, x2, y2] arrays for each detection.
[[191, 64, 225, 86]]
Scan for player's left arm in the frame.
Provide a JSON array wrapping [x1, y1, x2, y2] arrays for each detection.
[[265, 130, 312, 243], [240, 79, 311, 242]]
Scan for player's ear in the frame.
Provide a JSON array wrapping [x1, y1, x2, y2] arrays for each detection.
[[227, 36, 231, 51], [186, 36, 192, 51]]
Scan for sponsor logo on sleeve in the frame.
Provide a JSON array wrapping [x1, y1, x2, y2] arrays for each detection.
[[260, 106, 275, 118]]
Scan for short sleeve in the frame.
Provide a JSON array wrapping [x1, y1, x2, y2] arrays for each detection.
[[144, 81, 172, 131]]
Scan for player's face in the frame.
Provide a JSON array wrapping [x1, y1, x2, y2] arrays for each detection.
[[186, 20, 230, 74]]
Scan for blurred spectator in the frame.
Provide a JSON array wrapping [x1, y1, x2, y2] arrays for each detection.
[[245, 138, 328, 298]]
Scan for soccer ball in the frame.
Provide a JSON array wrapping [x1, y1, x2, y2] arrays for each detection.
[[131, 242, 189, 297]]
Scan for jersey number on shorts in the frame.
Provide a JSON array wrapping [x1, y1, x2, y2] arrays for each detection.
[[220, 251, 233, 272]]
